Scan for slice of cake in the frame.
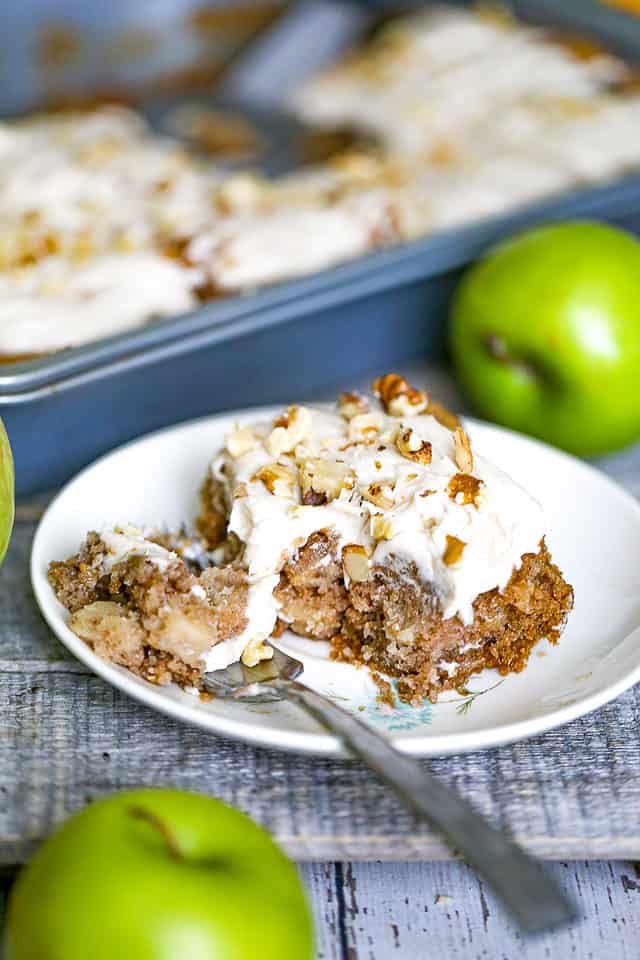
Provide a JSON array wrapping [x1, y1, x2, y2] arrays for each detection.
[[198, 374, 573, 703], [48, 525, 259, 686], [49, 375, 573, 705]]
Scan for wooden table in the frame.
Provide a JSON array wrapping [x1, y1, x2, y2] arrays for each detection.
[[1, 364, 640, 957]]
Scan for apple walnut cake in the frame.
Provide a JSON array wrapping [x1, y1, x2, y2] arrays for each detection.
[[49, 375, 573, 704], [48, 526, 251, 685]]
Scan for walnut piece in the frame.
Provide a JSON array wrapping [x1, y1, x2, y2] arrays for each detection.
[[342, 544, 370, 583], [252, 463, 297, 497], [225, 424, 256, 458], [348, 412, 383, 442], [362, 481, 395, 510], [453, 426, 474, 473], [338, 391, 370, 420], [427, 400, 460, 430], [373, 373, 428, 417], [396, 427, 433, 464], [299, 458, 355, 505], [443, 535, 466, 566], [447, 473, 483, 506], [265, 406, 312, 457]]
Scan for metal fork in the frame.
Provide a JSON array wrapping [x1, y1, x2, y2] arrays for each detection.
[[203, 644, 578, 935]]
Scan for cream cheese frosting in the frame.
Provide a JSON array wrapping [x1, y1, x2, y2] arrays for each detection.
[[0, 106, 217, 352], [98, 526, 178, 575], [207, 380, 546, 669], [5, 7, 640, 355], [187, 190, 397, 292], [0, 253, 201, 354], [293, 6, 627, 154]]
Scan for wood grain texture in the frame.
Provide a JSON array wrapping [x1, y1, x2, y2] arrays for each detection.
[[304, 860, 640, 959]]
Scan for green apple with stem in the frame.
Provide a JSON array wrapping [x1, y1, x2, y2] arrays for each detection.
[[450, 221, 640, 457], [3, 789, 314, 960]]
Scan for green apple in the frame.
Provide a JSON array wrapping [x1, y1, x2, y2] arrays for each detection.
[[3, 789, 313, 960], [0, 418, 13, 564], [450, 221, 640, 456]]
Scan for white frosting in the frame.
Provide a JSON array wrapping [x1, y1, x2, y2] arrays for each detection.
[[0, 106, 217, 352], [201, 574, 279, 672], [210, 393, 546, 666], [0, 253, 200, 353], [293, 7, 626, 155], [187, 192, 395, 291], [5, 10, 640, 353], [99, 526, 178, 574], [0, 106, 219, 240], [290, 6, 640, 241]]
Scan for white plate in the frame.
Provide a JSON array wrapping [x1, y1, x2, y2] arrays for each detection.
[[32, 408, 640, 757]]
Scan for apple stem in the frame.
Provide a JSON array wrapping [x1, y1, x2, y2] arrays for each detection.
[[484, 332, 539, 382], [128, 806, 184, 862], [485, 333, 509, 362]]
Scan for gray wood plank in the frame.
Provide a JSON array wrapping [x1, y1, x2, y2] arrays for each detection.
[[305, 860, 640, 960], [0, 521, 75, 663]]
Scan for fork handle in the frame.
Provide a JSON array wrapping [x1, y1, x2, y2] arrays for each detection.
[[274, 677, 577, 935]]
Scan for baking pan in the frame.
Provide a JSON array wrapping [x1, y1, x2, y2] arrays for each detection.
[[5, 0, 640, 494]]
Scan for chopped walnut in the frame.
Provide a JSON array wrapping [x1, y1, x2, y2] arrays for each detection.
[[362, 481, 395, 510], [371, 515, 394, 541], [348, 412, 383, 443], [225, 424, 256, 458], [373, 373, 428, 417], [338, 391, 370, 420], [453, 426, 474, 473], [252, 463, 297, 497], [447, 473, 483, 506], [396, 427, 433, 464], [342, 544, 370, 583], [443, 535, 466, 566], [265, 406, 312, 457], [299, 458, 355, 505], [427, 400, 460, 431]]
